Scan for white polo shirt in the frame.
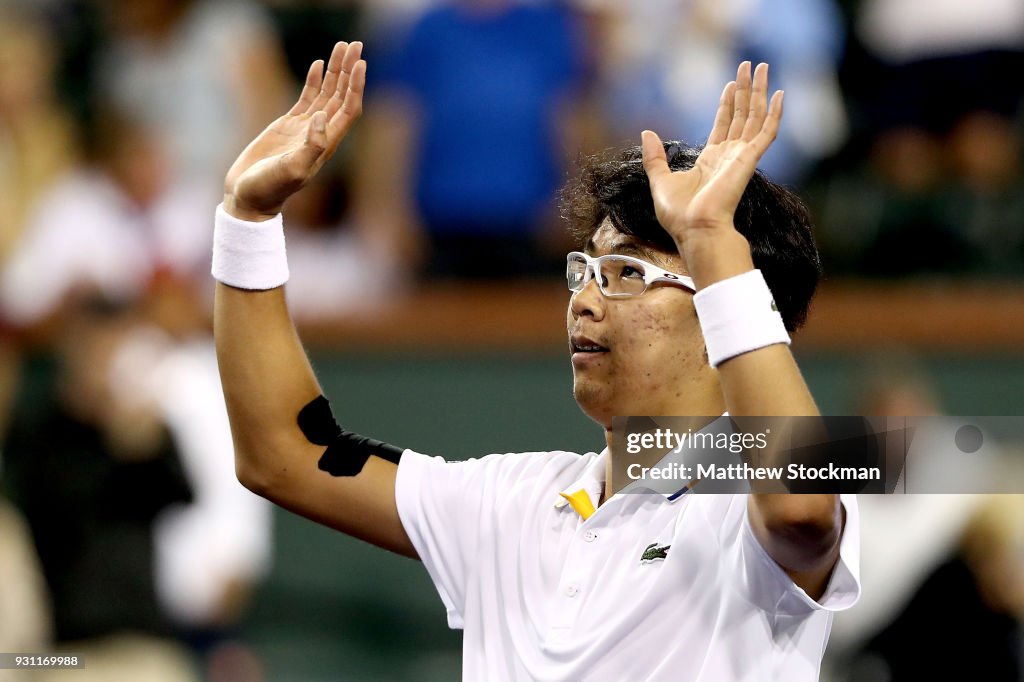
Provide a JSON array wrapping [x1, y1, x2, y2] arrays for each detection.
[[395, 447, 860, 681]]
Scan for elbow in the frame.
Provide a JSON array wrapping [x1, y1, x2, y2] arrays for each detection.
[[231, 430, 309, 501], [235, 458, 270, 497], [234, 448, 286, 499], [760, 496, 842, 570]]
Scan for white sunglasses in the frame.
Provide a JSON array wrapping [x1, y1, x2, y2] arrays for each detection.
[[566, 251, 696, 298]]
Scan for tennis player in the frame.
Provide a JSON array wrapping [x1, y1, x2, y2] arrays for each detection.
[[213, 41, 859, 680]]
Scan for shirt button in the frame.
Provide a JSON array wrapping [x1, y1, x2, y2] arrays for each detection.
[[583, 530, 598, 543], [565, 585, 580, 598]]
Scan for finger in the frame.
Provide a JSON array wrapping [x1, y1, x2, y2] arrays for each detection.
[[328, 59, 366, 142], [340, 41, 363, 87], [726, 61, 752, 140], [706, 81, 736, 146], [741, 63, 769, 141], [325, 41, 363, 120], [750, 90, 784, 154], [287, 59, 324, 115], [641, 130, 671, 186], [705, 91, 783, 196], [307, 41, 348, 114]]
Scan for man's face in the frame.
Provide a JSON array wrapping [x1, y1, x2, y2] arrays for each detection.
[[566, 220, 715, 428]]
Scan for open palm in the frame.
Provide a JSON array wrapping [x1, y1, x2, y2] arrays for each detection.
[[224, 41, 366, 220], [642, 62, 783, 245]]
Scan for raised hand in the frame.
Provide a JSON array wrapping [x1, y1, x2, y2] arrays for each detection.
[[224, 41, 366, 221], [640, 62, 782, 284]]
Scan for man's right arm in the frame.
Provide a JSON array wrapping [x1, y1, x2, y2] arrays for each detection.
[[214, 41, 415, 558]]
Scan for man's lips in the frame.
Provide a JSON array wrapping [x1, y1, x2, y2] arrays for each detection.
[[570, 334, 609, 354]]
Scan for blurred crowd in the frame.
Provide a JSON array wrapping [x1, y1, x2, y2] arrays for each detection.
[[0, 0, 1022, 679]]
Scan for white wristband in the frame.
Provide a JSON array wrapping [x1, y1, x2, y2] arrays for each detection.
[[693, 269, 791, 368], [211, 203, 289, 290]]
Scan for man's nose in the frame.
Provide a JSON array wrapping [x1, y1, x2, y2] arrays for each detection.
[[570, 277, 605, 320]]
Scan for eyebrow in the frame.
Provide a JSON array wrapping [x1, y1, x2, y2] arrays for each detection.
[[584, 237, 659, 262]]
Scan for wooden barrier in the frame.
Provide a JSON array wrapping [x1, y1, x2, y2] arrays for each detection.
[[298, 279, 1024, 353]]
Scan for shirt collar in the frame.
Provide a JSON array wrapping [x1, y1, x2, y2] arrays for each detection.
[[554, 448, 609, 511], [554, 447, 688, 514], [553, 411, 731, 513]]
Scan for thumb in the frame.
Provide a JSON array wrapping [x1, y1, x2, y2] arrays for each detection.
[[641, 130, 670, 185]]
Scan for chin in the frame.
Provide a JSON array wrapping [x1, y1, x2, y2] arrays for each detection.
[[572, 383, 614, 429]]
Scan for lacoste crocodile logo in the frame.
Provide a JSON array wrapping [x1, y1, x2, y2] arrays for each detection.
[[640, 542, 671, 564]]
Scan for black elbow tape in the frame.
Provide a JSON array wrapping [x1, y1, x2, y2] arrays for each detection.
[[297, 395, 403, 477]]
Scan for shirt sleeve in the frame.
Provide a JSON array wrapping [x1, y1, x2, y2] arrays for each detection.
[[393, 449, 493, 629], [714, 493, 862, 616]]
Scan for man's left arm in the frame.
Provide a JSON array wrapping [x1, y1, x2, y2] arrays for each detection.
[[641, 61, 841, 600], [718, 343, 841, 600]]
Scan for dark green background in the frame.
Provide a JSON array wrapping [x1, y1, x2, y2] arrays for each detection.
[[244, 350, 1024, 681]]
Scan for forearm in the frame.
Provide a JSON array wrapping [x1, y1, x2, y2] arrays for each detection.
[[689, 233, 839, 591], [683, 232, 818, 417], [715, 313, 838, 579], [214, 283, 322, 488]]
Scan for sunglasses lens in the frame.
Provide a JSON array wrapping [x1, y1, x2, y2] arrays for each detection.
[[566, 254, 588, 291], [600, 257, 648, 296]]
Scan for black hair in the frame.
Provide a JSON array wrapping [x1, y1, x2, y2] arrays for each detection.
[[560, 142, 821, 331]]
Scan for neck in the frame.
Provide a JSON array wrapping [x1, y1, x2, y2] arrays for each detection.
[[601, 385, 726, 504]]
